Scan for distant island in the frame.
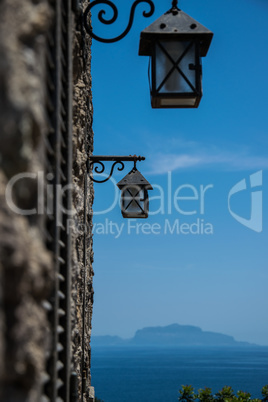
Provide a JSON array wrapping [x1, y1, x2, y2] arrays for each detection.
[[91, 324, 256, 348]]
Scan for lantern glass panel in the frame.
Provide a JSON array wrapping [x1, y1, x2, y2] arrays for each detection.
[[122, 186, 144, 213], [121, 186, 148, 217], [155, 40, 196, 94]]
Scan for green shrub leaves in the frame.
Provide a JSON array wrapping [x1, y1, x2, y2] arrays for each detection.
[[178, 385, 268, 402]]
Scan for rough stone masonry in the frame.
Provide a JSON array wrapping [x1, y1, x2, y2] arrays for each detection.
[[0, 0, 94, 400]]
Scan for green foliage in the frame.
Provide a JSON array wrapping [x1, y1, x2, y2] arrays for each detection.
[[178, 385, 196, 402], [215, 386, 235, 401], [178, 385, 268, 402], [236, 391, 252, 402], [262, 386, 268, 402], [197, 387, 214, 402]]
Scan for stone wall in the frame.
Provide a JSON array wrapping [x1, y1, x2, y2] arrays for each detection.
[[0, 0, 54, 400], [0, 0, 95, 400], [72, 1, 95, 400]]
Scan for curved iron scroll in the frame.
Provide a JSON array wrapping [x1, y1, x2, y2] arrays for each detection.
[[89, 160, 125, 183], [84, 0, 155, 43], [88, 155, 145, 183]]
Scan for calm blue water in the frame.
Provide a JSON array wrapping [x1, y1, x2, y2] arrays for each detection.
[[91, 347, 268, 402]]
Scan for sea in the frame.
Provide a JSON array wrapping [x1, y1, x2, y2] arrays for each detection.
[[91, 346, 268, 402]]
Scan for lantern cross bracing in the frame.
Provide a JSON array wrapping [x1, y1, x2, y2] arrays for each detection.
[[117, 168, 153, 219], [154, 39, 201, 100]]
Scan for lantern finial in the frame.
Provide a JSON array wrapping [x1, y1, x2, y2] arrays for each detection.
[[169, 0, 179, 15], [172, 0, 178, 10]]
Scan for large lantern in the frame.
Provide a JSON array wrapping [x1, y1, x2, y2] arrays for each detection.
[[139, 3, 213, 108], [117, 168, 153, 218]]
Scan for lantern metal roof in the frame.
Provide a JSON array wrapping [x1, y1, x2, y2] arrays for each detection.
[[139, 8, 213, 57], [117, 169, 153, 190]]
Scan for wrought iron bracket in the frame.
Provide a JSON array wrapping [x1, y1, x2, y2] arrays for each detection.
[[88, 155, 145, 183], [83, 0, 155, 43]]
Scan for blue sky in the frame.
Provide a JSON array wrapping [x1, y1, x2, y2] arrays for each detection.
[[89, 0, 268, 345]]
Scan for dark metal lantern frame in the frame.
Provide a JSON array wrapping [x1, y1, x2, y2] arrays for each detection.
[[117, 168, 153, 219], [139, 1, 213, 108]]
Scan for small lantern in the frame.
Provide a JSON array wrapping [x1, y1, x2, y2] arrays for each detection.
[[117, 168, 153, 219], [139, 4, 213, 108]]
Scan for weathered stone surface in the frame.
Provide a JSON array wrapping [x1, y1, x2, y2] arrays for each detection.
[[71, 2, 95, 399], [0, 0, 52, 180], [0, 169, 53, 401], [0, 0, 53, 400], [0, 0, 95, 400]]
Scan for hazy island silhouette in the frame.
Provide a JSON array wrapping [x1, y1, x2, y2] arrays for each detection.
[[92, 323, 257, 348]]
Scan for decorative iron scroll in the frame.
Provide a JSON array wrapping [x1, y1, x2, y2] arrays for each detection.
[[89, 160, 125, 183], [88, 155, 145, 183], [84, 0, 155, 43]]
